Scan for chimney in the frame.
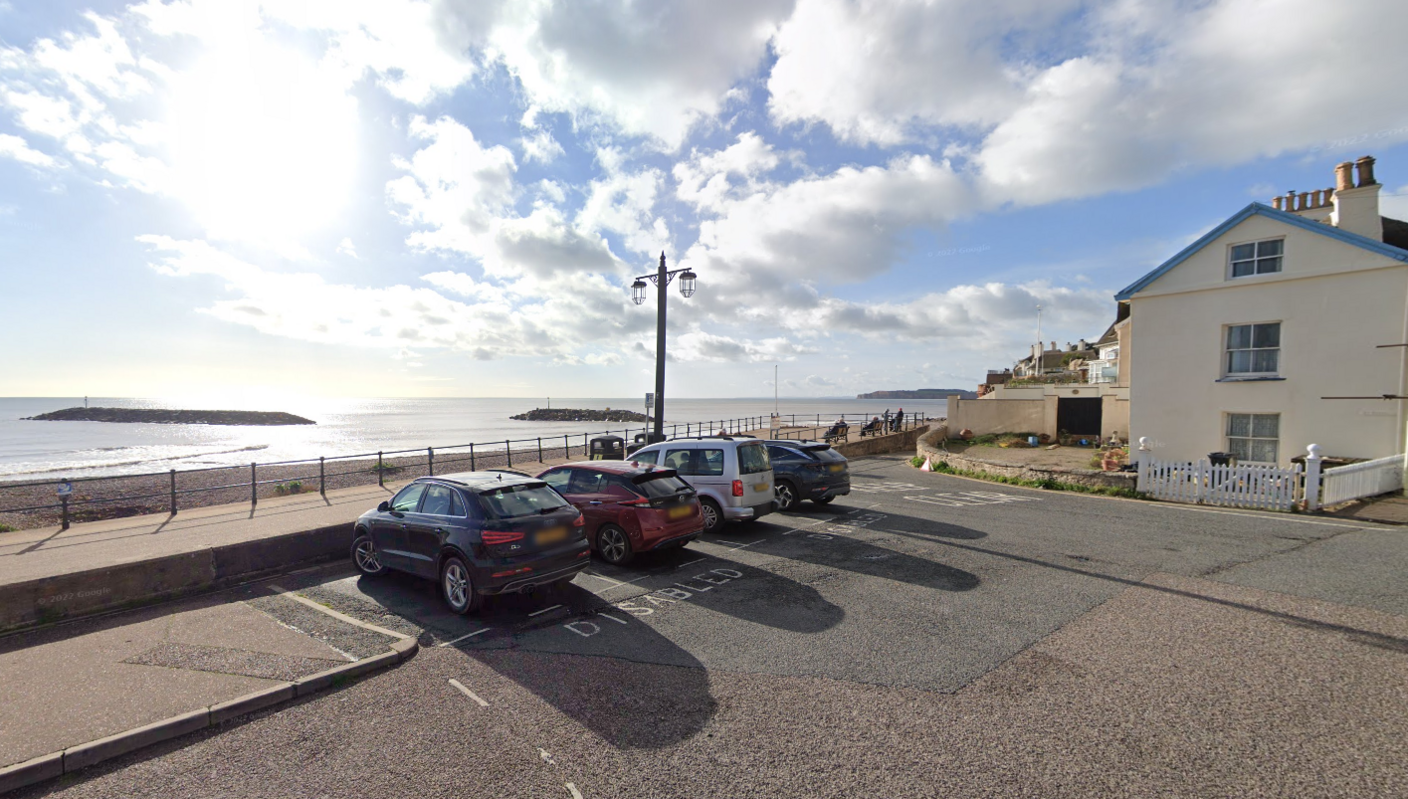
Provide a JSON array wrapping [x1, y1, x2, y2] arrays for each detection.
[[1331, 155, 1383, 241]]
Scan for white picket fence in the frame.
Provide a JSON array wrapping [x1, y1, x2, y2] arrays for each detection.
[[1138, 456, 1303, 511], [1137, 440, 1406, 512], [1319, 454, 1404, 507]]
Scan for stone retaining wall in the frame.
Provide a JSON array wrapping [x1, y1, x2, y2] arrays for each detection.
[[835, 425, 932, 458], [916, 426, 1137, 491]]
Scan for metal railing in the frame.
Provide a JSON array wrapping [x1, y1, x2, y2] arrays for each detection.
[[0, 411, 929, 530]]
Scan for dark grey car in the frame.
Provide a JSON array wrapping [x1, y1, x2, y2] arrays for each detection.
[[762, 441, 851, 511], [350, 471, 589, 614]]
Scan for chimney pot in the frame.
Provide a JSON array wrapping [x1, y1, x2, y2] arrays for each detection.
[[1355, 155, 1377, 187], [1335, 161, 1354, 191], [1271, 196, 1283, 210]]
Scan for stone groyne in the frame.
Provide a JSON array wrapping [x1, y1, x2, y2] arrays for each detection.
[[23, 408, 316, 426]]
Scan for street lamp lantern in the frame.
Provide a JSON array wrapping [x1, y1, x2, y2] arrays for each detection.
[[631, 252, 699, 442]]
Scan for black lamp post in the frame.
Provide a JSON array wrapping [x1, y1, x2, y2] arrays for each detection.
[[631, 252, 697, 442]]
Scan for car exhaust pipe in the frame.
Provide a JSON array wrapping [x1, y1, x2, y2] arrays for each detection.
[[518, 583, 537, 594]]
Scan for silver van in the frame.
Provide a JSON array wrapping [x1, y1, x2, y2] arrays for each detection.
[[629, 436, 774, 533]]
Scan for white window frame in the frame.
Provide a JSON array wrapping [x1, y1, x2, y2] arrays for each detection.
[[1225, 412, 1280, 463], [1223, 321, 1281, 378], [1227, 238, 1284, 279]]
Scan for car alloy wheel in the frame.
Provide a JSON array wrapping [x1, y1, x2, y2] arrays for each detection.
[[351, 533, 384, 576], [699, 499, 723, 533], [597, 524, 633, 565], [774, 481, 798, 512], [440, 555, 479, 615]]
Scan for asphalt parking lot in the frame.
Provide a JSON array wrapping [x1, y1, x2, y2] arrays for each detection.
[[22, 454, 1408, 798]]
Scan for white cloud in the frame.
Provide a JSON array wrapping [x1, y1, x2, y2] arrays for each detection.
[[0, 133, 56, 167], [576, 148, 670, 257], [440, 0, 796, 148], [975, 0, 1408, 205], [337, 237, 358, 258], [520, 129, 564, 164], [768, 0, 1074, 145]]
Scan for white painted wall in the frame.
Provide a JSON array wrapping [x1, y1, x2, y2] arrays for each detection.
[[1129, 215, 1408, 464]]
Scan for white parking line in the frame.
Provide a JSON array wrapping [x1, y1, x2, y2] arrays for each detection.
[[529, 604, 564, 617], [580, 571, 626, 586], [448, 679, 489, 707], [438, 627, 490, 647], [566, 784, 584, 799], [678, 558, 706, 568], [268, 584, 410, 640], [716, 539, 763, 549], [599, 613, 629, 625]]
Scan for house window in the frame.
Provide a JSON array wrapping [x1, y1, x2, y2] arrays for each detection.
[[1230, 239, 1283, 277], [1225, 322, 1280, 375], [1227, 413, 1279, 463]]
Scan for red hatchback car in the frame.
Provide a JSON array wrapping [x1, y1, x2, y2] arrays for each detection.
[[537, 461, 704, 565]]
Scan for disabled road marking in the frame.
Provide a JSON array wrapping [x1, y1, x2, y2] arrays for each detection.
[[448, 678, 489, 707]]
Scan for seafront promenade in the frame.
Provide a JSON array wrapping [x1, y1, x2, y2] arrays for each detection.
[[0, 422, 926, 633]]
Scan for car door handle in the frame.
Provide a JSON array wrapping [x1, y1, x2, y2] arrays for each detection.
[[434, 528, 445, 534], [589, 501, 603, 506]]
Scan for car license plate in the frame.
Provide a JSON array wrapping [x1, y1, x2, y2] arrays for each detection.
[[668, 505, 692, 519], [754, 482, 769, 492], [829, 464, 844, 473], [536, 527, 568, 545]]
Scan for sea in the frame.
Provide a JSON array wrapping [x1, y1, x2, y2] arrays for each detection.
[[0, 397, 948, 481]]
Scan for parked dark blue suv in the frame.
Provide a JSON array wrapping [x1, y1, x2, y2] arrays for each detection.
[[351, 471, 589, 614], [762, 441, 851, 511]]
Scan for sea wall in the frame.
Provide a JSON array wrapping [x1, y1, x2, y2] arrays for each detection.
[[835, 425, 931, 458]]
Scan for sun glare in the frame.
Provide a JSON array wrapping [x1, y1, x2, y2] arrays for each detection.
[[167, 32, 358, 254]]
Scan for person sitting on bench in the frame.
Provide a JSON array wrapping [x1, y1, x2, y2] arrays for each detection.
[[823, 418, 849, 441], [859, 416, 882, 437]]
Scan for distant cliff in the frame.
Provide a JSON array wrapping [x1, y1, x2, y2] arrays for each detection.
[[857, 389, 975, 400], [23, 407, 316, 425]]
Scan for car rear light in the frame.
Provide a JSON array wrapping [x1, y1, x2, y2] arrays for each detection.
[[572, 513, 586, 526], [732, 480, 744, 497], [618, 497, 649, 506], [482, 530, 525, 545], [490, 565, 533, 578]]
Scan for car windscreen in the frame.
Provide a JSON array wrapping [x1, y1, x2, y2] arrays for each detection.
[[737, 443, 770, 475], [807, 446, 846, 463], [477, 483, 569, 519], [632, 471, 694, 498]]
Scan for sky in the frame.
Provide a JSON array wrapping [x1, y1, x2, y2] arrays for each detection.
[[2, 0, 1408, 401]]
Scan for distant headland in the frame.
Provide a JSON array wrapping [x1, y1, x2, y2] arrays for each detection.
[[22, 407, 316, 426], [857, 389, 976, 400], [512, 408, 650, 423]]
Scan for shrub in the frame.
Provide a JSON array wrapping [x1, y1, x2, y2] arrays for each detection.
[[0, 523, 15, 533]]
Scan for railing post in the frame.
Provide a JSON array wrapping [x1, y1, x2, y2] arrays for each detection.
[[170, 469, 177, 516], [377, 451, 384, 487], [60, 494, 69, 531], [428, 447, 435, 476], [251, 462, 258, 508], [506, 440, 512, 468], [1304, 443, 1323, 511], [319, 457, 325, 496], [470, 442, 476, 471], [564, 434, 570, 460], [538, 437, 543, 463]]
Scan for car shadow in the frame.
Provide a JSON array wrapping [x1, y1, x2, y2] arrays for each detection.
[[774, 504, 989, 541], [580, 547, 846, 634], [348, 570, 718, 749]]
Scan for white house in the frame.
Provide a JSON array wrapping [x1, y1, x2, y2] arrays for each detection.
[[1117, 156, 1408, 466], [1086, 323, 1120, 384]]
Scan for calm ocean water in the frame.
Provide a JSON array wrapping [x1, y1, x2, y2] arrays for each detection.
[[0, 397, 947, 480]]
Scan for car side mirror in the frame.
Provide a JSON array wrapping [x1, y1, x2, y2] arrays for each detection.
[[378, 501, 390, 512]]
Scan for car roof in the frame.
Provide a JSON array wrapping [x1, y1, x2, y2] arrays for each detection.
[[545, 460, 665, 475], [761, 439, 831, 449], [426, 471, 543, 489]]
